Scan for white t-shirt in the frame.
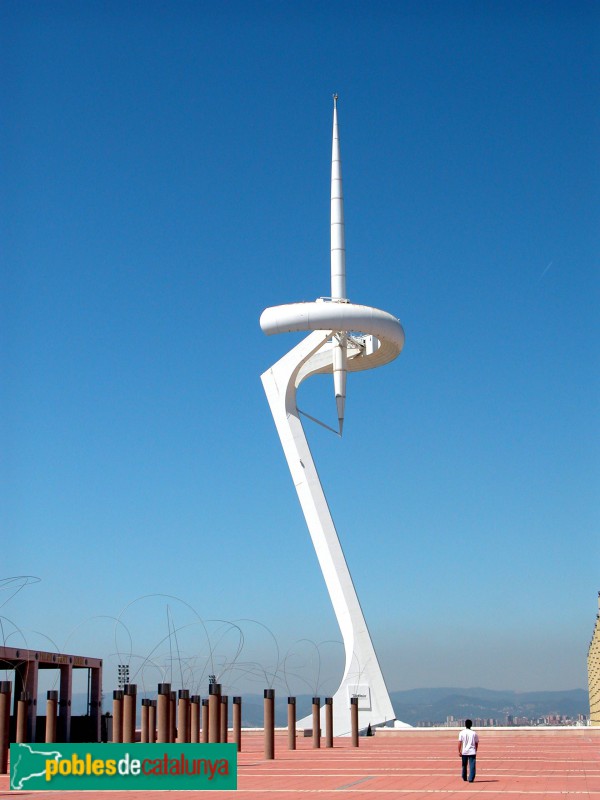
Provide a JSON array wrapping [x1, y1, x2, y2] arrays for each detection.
[[458, 728, 479, 755]]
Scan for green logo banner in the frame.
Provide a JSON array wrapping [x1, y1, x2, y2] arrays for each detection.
[[10, 743, 237, 791]]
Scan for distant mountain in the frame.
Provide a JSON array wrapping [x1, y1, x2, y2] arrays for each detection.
[[235, 688, 590, 727], [389, 687, 589, 726]]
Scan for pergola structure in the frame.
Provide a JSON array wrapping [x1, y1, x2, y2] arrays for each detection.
[[0, 645, 102, 742]]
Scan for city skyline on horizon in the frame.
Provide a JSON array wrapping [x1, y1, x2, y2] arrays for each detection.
[[2, 2, 598, 699]]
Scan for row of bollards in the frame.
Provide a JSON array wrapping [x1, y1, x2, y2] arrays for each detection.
[[111, 684, 360, 759], [262, 691, 360, 760], [0, 680, 362, 773], [111, 684, 244, 749]]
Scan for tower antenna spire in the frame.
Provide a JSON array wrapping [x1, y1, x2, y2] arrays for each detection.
[[331, 93, 345, 300], [331, 94, 347, 432]]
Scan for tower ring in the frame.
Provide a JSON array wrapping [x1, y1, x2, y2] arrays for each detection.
[[260, 300, 405, 373]]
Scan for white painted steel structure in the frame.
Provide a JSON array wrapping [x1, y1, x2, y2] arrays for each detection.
[[260, 97, 408, 735]]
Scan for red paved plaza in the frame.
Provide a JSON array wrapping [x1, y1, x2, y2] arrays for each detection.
[[2, 728, 599, 798]]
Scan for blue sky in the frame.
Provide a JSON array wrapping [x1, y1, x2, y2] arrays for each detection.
[[1, 1, 598, 700]]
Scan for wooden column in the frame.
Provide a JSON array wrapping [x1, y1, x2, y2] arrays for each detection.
[[156, 683, 170, 743], [177, 690, 190, 743], [141, 699, 150, 743], [149, 700, 157, 743], [0, 682, 11, 774], [264, 689, 275, 760], [220, 695, 228, 743], [169, 691, 177, 743], [16, 692, 28, 743], [232, 696, 242, 752], [190, 695, 200, 743], [350, 696, 359, 747], [201, 699, 209, 743], [287, 697, 296, 750], [312, 697, 320, 749], [112, 690, 123, 742], [45, 690, 58, 743], [208, 684, 220, 743], [325, 697, 333, 748], [122, 684, 137, 743]]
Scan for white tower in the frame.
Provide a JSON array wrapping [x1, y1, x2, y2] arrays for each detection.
[[260, 97, 408, 734]]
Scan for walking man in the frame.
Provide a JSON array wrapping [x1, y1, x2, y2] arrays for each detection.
[[458, 719, 479, 782]]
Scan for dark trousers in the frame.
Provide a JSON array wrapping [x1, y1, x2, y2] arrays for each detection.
[[461, 754, 476, 782]]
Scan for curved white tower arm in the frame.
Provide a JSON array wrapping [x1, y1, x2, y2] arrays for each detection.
[[260, 97, 409, 734]]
